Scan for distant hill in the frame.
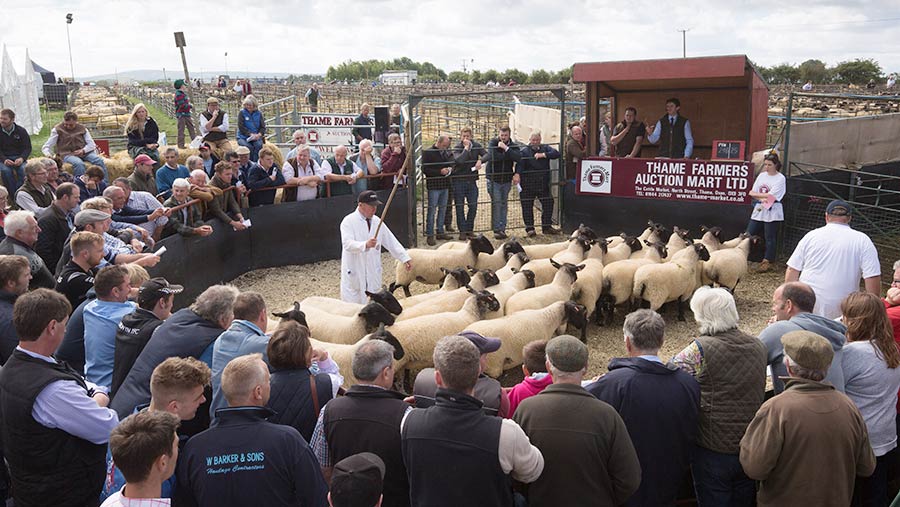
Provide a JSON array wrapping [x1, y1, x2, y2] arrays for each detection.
[[80, 69, 319, 83]]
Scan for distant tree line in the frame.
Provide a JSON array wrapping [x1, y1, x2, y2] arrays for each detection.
[[325, 57, 573, 84], [752, 58, 888, 85]]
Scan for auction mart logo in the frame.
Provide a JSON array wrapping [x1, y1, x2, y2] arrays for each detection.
[[580, 160, 612, 194]]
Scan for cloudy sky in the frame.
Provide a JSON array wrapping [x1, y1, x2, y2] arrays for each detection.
[[4, 0, 899, 79]]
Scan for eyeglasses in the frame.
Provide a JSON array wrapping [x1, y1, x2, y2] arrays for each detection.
[[892, 280, 900, 286]]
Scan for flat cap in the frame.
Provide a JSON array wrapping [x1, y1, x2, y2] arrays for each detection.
[[782, 330, 834, 371], [74, 209, 110, 227], [546, 335, 588, 372]]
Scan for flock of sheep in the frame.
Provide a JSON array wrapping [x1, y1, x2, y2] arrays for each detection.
[[276, 221, 760, 385]]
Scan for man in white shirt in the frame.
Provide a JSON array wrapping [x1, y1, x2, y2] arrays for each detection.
[[41, 111, 109, 179], [198, 97, 233, 161], [281, 145, 328, 202], [339, 191, 411, 304], [786, 199, 881, 319]]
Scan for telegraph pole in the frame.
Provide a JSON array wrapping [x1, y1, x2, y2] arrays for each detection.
[[65, 13, 75, 83], [174, 32, 191, 83]]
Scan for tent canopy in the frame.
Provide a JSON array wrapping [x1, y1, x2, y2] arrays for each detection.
[[0, 45, 43, 135]]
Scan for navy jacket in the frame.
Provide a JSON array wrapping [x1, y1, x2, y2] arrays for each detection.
[[0, 123, 32, 160], [246, 163, 285, 207], [587, 357, 700, 507], [111, 308, 222, 432], [518, 144, 561, 188], [485, 137, 521, 184], [176, 406, 328, 507], [266, 368, 333, 442]]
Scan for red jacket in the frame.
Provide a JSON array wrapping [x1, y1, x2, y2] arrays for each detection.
[[883, 299, 900, 411]]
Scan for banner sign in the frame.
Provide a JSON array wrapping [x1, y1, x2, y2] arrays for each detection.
[[577, 157, 753, 205], [300, 113, 357, 146]]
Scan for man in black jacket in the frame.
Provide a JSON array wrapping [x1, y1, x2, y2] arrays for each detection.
[[310, 340, 411, 506], [0, 210, 54, 289], [0, 108, 31, 193], [110, 277, 182, 398], [485, 127, 521, 240], [421, 135, 454, 245], [177, 354, 328, 507], [55, 231, 103, 310], [517, 131, 562, 237], [451, 127, 486, 240], [35, 182, 79, 270], [587, 309, 700, 507]]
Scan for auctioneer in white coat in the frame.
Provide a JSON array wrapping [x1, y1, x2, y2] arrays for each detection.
[[340, 191, 411, 304]]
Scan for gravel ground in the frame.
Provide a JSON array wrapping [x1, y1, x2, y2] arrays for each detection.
[[232, 233, 784, 386]]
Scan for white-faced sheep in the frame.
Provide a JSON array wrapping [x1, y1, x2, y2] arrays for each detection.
[[506, 260, 583, 314], [632, 243, 711, 320], [497, 252, 530, 281], [394, 269, 501, 321], [466, 301, 588, 377], [300, 287, 403, 317], [701, 235, 759, 291], [388, 288, 501, 371], [475, 239, 526, 271], [302, 301, 397, 345], [597, 241, 668, 325], [391, 234, 494, 297], [399, 267, 471, 308]]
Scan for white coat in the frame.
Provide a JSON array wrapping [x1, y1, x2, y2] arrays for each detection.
[[340, 209, 411, 304]]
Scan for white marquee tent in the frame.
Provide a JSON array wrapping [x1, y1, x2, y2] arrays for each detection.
[[0, 45, 43, 135]]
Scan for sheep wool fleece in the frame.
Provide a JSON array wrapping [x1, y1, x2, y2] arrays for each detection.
[[340, 209, 410, 304]]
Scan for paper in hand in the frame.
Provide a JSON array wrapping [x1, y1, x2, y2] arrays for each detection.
[[762, 194, 776, 210]]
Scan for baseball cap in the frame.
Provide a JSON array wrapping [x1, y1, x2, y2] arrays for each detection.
[[74, 209, 110, 227], [357, 190, 382, 206], [206, 97, 219, 105], [546, 335, 588, 372], [825, 199, 852, 216], [174, 79, 185, 89], [133, 154, 155, 166], [781, 330, 834, 371], [459, 330, 501, 354], [330, 452, 385, 507], [138, 278, 184, 306], [234, 146, 251, 156], [198, 143, 211, 151]]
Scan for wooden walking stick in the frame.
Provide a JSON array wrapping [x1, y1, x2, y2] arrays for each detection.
[[372, 146, 414, 240]]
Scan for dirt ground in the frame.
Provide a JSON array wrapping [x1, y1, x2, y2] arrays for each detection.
[[232, 233, 783, 386]]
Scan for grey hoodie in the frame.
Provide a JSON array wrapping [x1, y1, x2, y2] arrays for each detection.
[[758, 312, 847, 393]]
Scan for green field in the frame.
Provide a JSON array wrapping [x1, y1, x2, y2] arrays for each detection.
[[29, 109, 67, 157]]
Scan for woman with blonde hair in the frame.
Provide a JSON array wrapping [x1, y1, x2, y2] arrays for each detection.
[[124, 103, 160, 165], [840, 291, 900, 506]]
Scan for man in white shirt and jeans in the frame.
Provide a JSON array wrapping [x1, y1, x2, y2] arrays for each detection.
[[340, 190, 411, 304], [786, 199, 881, 319]]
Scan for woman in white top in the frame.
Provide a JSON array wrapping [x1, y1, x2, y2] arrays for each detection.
[[840, 291, 900, 507], [746, 153, 786, 271]]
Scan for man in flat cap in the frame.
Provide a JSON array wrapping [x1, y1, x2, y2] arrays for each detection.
[[740, 330, 876, 506], [514, 335, 641, 507], [329, 452, 385, 507], [786, 199, 881, 318]]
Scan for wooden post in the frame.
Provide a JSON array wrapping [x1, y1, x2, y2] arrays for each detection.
[[174, 32, 191, 83]]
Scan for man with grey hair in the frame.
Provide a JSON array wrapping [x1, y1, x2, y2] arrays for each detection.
[[310, 339, 412, 506], [0, 210, 54, 289], [111, 285, 240, 434], [759, 281, 848, 393], [515, 335, 641, 506], [162, 178, 212, 238], [672, 286, 767, 506], [322, 145, 363, 197], [14, 159, 55, 214], [402, 335, 543, 507], [286, 129, 323, 166], [112, 178, 169, 238], [588, 310, 699, 506], [740, 331, 875, 506], [177, 353, 328, 507]]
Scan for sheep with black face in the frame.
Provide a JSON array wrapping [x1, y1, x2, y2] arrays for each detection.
[[301, 301, 396, 345], [391, 234, 494, 297]]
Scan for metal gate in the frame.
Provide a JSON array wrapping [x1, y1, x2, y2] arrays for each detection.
[[405, 87, 584, 245]]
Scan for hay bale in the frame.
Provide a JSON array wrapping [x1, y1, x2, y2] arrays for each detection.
[[111, 150, 133, 161], [105, 158, 134, 180], [263, 142, 284, 167], [96, 114, 130, 129]]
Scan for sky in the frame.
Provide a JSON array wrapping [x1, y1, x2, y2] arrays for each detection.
[[3, 0, 899, 79]]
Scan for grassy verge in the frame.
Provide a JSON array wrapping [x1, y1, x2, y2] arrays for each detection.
[[121, 95, 178, 140]]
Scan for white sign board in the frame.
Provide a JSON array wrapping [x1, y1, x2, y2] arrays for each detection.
[[579, 159, 612, 194], [300, 113, 357, 146]]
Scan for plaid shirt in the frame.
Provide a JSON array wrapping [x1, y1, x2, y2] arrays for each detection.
[[100, 488, 171, 506]]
